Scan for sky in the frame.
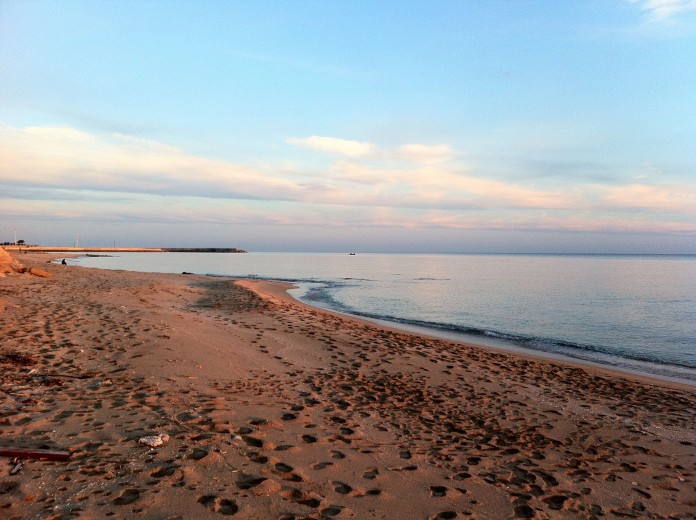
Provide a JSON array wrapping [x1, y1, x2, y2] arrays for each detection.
[[1, 0, 695, 253]]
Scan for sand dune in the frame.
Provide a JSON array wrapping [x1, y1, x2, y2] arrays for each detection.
[[1, 252, 694, 519]]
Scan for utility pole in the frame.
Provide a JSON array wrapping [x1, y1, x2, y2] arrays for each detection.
[[14, 228, 17, 246], [75, 232, 79, 249]]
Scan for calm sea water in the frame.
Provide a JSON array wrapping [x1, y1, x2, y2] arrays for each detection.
[[72, 253, 696, 384]]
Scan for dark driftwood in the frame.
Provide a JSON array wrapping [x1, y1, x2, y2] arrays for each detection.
[[0, 448, 71, 461]]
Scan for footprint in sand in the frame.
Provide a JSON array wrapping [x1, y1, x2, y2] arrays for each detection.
[[430, 512, 458, 520], [274, 462, 294, 473], [430, 485, 448, 497], [280, 488, 322, 508], [362, 468, 379, 480], [197, 495, 239, 515], [353, 488, 382, 497], [320, 505, 344, 517], [150, 464, 179, 478], [188, 448, 209, 460], [542, 494, 569, 510], [452, 471, 471, 481], [332, 481, 352, 494], [514, 504, 535, 518], [246, 452, 269, 464], [112, 488, 142, 505], [236, 473, 267, 490], [241, 435, 264, 448]]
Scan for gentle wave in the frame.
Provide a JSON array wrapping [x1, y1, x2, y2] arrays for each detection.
[[309, 291, 695, 368], [295, 280, 696, 382]]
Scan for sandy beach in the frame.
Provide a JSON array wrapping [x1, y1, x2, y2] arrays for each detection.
[[1, 251, 695, 520]]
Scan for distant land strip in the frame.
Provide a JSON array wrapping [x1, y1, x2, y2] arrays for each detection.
[[3, 246, 246, 253]]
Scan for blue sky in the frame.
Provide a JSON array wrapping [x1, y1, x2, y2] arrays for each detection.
[[1, 0, 695, 253]]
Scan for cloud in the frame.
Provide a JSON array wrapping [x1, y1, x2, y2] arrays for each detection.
[[287, 135, 457, 164], [322, 159, 579, 211], [286, 135, 377, 157], [396, 144, 456, 164], [0, 125, 300, 201], [2, 124, 695, 236], [600, 182, 696, 213], [628, 0, 696, 21]]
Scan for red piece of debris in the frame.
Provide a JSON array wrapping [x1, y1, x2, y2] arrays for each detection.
[[0, 448, 71, 461]]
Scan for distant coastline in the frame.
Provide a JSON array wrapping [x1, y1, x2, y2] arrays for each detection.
[[3, 246, 247, 253]]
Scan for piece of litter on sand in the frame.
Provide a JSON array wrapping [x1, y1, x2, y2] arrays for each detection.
[[0, 448, 71, 461], [10, 458, 23, 475], [138, 434, 170, 447]]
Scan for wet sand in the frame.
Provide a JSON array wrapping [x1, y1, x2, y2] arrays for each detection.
[[1, 251, 695, 519]]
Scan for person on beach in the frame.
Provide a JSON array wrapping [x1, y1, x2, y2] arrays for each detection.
[[61, 259, 67, 265]]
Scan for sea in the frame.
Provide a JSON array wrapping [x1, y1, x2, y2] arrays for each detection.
[[71, 252, 696, 385]]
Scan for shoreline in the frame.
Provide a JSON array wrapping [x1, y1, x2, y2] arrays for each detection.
[[248, 279, 696, 392], [1, 252, 695, 519], [66, 251, 696, 388], [324, 312, 696, 389], [282, 287, 696, 389]]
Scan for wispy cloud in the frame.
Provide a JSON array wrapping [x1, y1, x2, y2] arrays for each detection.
[[600, 182, 696, 213], [287, 135, 457, 164], [2, 124, 694, 235], [628, 0, 696, 21], [286, 136, 377, 157], [2, 125, 300, 201], [396, 144, 456, 164]]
